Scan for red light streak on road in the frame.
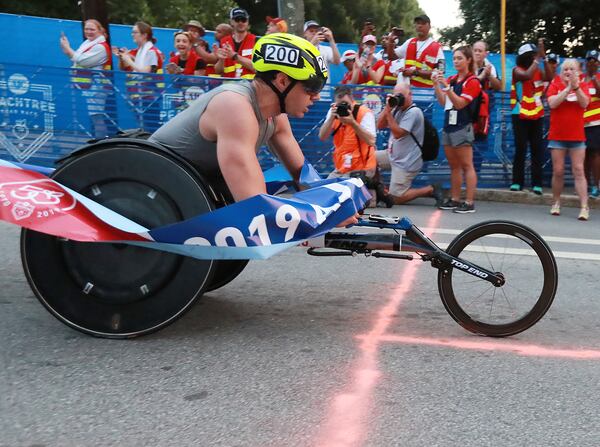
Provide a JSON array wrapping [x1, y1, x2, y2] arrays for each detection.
[[374, 334, 600, 360], [314, 211, 443, 447]]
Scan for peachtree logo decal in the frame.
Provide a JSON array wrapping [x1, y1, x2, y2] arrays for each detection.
[[362, 93, 383, 116], [0, 73, 56, 162], [0, 178, 76, 221]]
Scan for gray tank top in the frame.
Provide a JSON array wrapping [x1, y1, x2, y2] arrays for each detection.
[[149, 82, 275, 179]]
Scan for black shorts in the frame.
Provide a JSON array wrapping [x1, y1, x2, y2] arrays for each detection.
[[585, 125, 600, 152]]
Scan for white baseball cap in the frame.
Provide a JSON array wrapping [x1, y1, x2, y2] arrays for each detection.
[[362, 34, 377, 44], [340, 50, 357, 62], [303, 20, 320, 32], [517, 43, 537, 56]]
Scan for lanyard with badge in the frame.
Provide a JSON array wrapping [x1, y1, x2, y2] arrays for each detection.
[[446, 77, 463, 125]]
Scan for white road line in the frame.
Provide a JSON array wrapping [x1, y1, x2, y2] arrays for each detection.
[[434, 242, 600, 261], [422, 227, 600, 246]]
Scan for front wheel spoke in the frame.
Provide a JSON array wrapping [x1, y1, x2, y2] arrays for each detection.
[[477, 241, 497, 273], [499, 287, 520, 318], [460, 283, 495, 310], [501, 281, 538, 298], [455, 277, 494, 286], [498, 250, 539, 274], [499, 234, 511, 272], [500, 283, 537, 309], [488, 288, 498, 319]]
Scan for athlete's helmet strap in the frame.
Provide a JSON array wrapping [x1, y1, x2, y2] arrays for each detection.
[[264, 78, 297, 114]]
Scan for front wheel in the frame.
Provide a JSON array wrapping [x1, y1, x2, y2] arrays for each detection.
[[437, 221, 558, 337]]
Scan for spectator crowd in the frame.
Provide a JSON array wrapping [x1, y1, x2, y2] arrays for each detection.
[[60, 10, 600, 220]]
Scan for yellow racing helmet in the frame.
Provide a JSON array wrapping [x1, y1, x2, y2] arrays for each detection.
[[253, 33, 328, 100]]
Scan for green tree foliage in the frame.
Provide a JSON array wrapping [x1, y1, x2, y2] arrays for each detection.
[[440, 0, 600, 57], [0, 0, 80, 20], [1, 0, 424, 42], [106, 0, 237, 30], [303, 0, 423, 43], [0, 0, 237, 30]]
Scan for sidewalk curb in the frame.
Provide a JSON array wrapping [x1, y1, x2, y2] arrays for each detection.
[[476, 189, 600, 209]]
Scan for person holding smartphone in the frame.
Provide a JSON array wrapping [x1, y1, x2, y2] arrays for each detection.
[[434, 45, 481, 214], [303, 20, 341, 83], [113, 22, 163, 74], [352, 34, 386, 84], [387, 15, 444, 89], [60, 19, 114, 138], [509, 40, 553, 195], [113, 21, 164, 133]]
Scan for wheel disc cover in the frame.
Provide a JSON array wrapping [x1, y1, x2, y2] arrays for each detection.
[[21, 145, 216, 337]]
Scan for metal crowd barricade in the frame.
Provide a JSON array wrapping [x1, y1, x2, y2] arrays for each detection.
[[0, 62, 555, 188]]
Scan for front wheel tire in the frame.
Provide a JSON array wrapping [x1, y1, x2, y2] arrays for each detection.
[[437, 220, 558, 337]]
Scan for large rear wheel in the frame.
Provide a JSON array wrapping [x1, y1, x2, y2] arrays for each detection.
[[21, 143, 216, 338]]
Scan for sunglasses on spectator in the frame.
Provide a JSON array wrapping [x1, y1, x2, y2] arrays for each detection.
[[233, 17, 248, 23]]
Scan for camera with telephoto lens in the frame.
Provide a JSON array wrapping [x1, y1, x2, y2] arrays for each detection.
[[336, 101, 351, 117], [387, 93, 405, 108]]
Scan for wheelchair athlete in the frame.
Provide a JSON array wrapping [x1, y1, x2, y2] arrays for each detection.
[[150, 33, 359, 226]]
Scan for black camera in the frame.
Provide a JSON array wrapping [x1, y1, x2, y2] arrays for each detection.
[[336, 101, 351, 117], [387, 93, 405, 108]]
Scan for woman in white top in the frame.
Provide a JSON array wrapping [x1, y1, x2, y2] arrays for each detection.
[[59, 19, 114, 138], [60, 19, 110, 70], [114, 22, 164, 133], [113, 22, 161, 73]]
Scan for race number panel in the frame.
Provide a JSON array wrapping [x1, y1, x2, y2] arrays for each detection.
[[264, 44, 301, 67], [21, 143, 217, 338]]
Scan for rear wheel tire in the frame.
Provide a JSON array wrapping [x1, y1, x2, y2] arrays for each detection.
[[205, 260, 249, 293], [21, 144, 216, 338]]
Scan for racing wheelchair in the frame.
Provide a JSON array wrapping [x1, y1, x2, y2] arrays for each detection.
[[20, 138, 558, 339]]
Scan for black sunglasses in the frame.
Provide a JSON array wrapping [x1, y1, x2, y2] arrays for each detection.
[[301, 76, 326, 95], [233, 17, 248, 23]]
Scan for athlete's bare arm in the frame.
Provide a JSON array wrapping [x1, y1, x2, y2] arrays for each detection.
[[270, 113, 358, 227], [267, 114, 305, 183], [200, 92, 264, 202]]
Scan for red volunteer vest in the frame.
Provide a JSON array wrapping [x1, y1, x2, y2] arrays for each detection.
[[583, 73, 600, 124], [511, 68, 544, 120], [220, 33, 256, 79], [125, 46, 164, 72], [169, 51, 202, 75], [404, 38, 441, 88]]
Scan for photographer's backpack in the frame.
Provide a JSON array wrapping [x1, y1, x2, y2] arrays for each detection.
[[405, 105, 440, 162]]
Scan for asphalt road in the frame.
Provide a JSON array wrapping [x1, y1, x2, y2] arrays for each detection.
[[1, 199, 600, 447]]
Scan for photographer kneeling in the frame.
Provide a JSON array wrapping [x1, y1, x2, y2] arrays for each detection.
[[376, 83, 443, 205], [319, 85, 394, 207]]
